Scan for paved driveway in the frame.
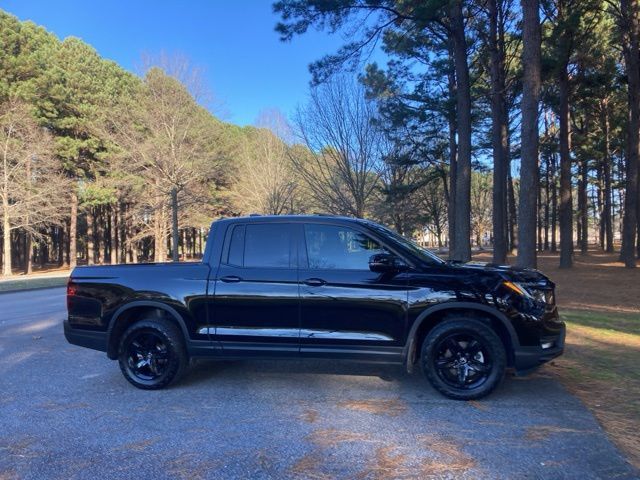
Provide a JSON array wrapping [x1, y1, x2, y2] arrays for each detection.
[[0, 288, 637, 479]]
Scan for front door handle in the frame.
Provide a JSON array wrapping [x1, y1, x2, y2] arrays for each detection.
[[220, 275, 242, 283], [303, 278, 326, 287]]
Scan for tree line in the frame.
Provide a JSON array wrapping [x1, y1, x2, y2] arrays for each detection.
[[0, 12, 306, 274], [2, 1, 640, 275], [274, 0, 640, 269]]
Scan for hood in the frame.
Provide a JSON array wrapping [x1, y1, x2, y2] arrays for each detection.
[[446, 261, 554, 287]]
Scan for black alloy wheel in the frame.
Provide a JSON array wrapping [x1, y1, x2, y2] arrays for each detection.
[[433, 333, 492, 390], [125, 331, 170, 381]]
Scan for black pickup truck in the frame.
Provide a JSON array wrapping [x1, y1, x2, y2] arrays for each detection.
[[65, 215, 565, 400]]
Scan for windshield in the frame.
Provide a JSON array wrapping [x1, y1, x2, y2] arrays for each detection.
[[363, 221, 445, 266]]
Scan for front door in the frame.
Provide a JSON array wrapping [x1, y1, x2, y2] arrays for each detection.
[[212, 222, 299, 355], [298, 222, 409, 362]]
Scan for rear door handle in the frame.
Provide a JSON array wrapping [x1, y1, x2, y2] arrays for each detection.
[[220, 275, 242, 283], [303, 278, 326, 287]]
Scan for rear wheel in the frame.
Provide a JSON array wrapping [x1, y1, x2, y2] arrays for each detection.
[[117, 317, 187, 389], [421, 317, 506, 400]]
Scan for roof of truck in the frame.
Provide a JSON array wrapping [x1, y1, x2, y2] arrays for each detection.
[[214, 214, 371, 225]]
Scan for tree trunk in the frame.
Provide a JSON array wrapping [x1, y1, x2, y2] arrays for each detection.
[[2, 208, 11, 276], [621, 0, 640, 267], [597, 158, 605, 249], [58, 226, 65, 267], [24, 232, 32, 274], [507, 165, 517, 251], [489, 0, 509, 264], [119, 202, 127, 264], [39, 234, 48, 268], [171, 187, 179, 262], [537, 177, 543, 251], [602, 103, 614, 252], [558, 62, 573, 267], [70, 191, 78, 269], [578, 159, 588, 254], [449, 0, 472, 262], [544, 149, 551, 250], [86, 209, 95, 265], [551, 152, 558, 251], [154, 203, 167, 263], [110, 206, 118, 264], [517, 0, 541, 268], [446, 41, 458, 256]]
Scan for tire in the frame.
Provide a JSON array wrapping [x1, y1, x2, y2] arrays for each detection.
[[421, 317, 506, 400], [117, 317, 188, 390]]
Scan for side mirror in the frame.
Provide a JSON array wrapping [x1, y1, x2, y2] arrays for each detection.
[[369, 253, 408, 273]]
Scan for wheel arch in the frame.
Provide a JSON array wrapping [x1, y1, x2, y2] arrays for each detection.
[[106, 301, 190, 359], [404, 302, 519, 372]]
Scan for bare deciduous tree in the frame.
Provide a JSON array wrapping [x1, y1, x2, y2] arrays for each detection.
[[231, 127, 297, 215], [0, 99, 68, 275], [106, 63, 227, 261], [292, 77, 382, 217]]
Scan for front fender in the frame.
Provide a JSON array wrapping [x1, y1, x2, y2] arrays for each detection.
[[403, 301, 520, 371]]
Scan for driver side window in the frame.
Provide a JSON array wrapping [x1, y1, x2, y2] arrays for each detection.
[[304, 224, 387, 270]]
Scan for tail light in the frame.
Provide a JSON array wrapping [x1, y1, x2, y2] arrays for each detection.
[[67, 280, 77, 311]]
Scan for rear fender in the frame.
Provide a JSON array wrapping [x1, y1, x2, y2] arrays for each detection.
[[106, 301, 190, 359]]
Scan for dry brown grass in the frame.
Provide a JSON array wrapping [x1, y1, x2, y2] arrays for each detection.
[[467, 400, 489, 411], [355, 446, 413, 480], [299, 428, 478, 479], [288, 453, 334, 480], [299, 408, 319, 423], [417, 435, 477, 477], [0, 469, 19, 480], [166, 453, 220, 480], [524, 425, 587, 441], [337, 398, 407, 417], [115, 437, 159, 453], [307, 429, 373, 449], [0, 436, 38, 459]]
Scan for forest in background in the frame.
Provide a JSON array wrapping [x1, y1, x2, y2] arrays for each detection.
[[1, 0, 640, 275]]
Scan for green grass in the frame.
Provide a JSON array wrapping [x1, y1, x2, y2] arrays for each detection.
[[0, 276, 68, 293], [562, 310, 640, 335]]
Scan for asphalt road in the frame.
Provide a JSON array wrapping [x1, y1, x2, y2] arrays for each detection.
[[0, 288, 637, 480]]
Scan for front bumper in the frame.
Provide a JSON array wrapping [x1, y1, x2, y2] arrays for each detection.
[[513, 321, 566, 375], [64, 319, 108, 353]]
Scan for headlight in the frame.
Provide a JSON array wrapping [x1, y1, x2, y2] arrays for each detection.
[[503, 281, 554, 305]]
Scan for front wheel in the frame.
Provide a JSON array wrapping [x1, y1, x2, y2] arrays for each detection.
[[117, 318, 187, 390], [421, 318, 506, 400]]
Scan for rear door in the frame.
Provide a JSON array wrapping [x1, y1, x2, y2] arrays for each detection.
[[298, 222, 409, 362], [211, 222, 300, 355]]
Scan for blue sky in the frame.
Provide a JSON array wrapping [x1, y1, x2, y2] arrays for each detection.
[[1, 0, 368, 126]]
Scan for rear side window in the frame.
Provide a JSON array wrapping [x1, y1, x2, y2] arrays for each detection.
[[225, 223, 293, 268], [227, 225, 245, 266], [304, 224, 387, 270], [245, 224, 292, 268]]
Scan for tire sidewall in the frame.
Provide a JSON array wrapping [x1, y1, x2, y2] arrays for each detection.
[[117, 319, 186, 390]]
